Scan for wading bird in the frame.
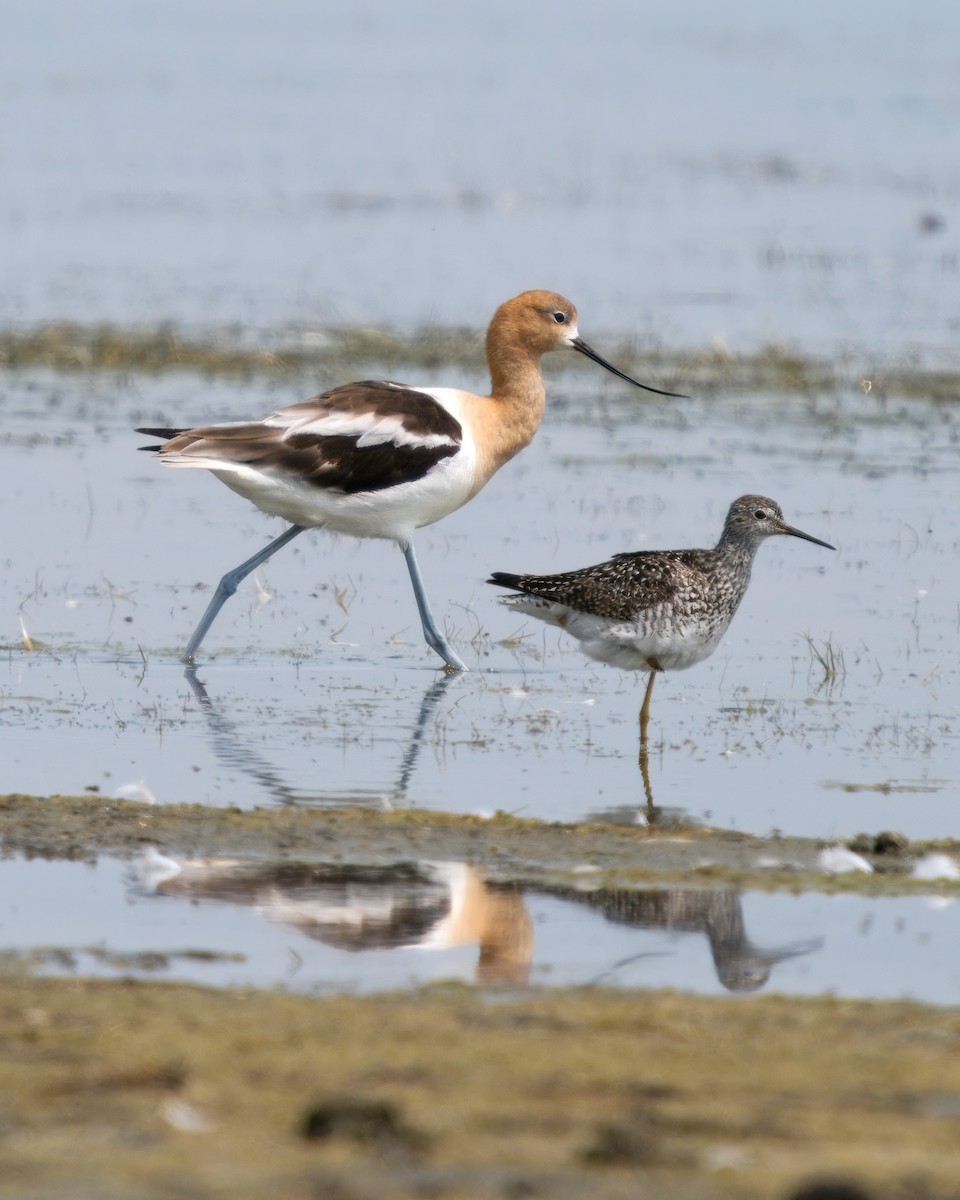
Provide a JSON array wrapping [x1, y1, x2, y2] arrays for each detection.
[[138, 290, 682, 670], [488, 495, 834, 743]]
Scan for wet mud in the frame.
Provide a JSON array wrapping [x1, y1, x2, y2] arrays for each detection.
[[0, 974, 958, 1200], [2, 791, 957, 896]]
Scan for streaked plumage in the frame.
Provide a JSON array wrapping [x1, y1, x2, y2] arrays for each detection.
[[488, 495, 834, 740], [138, 290, 684, 670]]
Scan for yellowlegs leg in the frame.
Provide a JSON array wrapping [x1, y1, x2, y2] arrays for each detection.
[[638, 671, 658, 812], [181, 524, 306, 664], [402, 542, 467, 672]]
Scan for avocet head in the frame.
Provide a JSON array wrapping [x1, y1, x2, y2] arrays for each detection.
[[488, 290, 580, 355], [489, 290, 687, 398]]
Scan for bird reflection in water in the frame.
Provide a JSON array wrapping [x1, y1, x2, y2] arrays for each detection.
[[172, 670, 818, 992], [135, 852, 820, 993], [545, 885, 822, 993], [183, 666, 455, 808], [137, 854, 532, 986], [186, 660, 684, 828]]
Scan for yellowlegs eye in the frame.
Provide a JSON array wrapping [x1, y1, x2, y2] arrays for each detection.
[[552, 311, 567, 324], [754, 509, 768, 520]]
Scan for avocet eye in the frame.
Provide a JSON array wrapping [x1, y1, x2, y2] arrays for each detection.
[[553, 311, 567, 324]]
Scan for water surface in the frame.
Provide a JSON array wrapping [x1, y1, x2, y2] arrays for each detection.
[[2, 368, 957, 840], [5, 854, 958, 1003]]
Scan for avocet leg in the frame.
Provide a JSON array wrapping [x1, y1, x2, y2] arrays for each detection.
[[401, 541, 467, 672], [181, 524, 306, 664]]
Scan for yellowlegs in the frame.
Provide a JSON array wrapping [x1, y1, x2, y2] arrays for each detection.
[[138, 290, 682, 671], [489, 495, 834, 744]]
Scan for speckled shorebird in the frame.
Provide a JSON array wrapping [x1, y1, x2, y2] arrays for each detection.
[[137, 290, 683, 671], [488, 495, 834, 744]]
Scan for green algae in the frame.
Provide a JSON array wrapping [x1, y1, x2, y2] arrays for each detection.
[[2, 321, 958, 400], [1, 792, 957, 898]]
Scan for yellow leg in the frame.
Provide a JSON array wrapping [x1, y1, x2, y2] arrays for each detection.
[[638, 672, 657, 813]]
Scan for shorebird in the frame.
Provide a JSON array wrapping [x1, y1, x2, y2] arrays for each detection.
[[137, 290, 682, 671], [488, 495, 834, 743]]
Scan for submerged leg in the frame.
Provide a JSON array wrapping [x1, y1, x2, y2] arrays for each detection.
[[639, 743, 655, 811], [401, 541, 467, 672], [181, 524, 306, 664]]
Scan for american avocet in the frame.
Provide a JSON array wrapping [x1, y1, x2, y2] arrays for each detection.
[[489, 496, 834, 743], [137, 290, 683, 670]]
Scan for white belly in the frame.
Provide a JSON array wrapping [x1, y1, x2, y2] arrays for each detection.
[[212, 449, 476, 541], [165, 384, 481, 543], [501, 597, 730, 674]]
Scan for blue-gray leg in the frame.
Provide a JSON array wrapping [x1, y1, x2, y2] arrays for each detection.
[[401, 541, 467, 672], [181, 524, 306, 664]]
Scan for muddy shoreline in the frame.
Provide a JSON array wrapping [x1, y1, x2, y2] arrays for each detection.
[[1, 973, 957, 1200], [3, 792, 958, 897]]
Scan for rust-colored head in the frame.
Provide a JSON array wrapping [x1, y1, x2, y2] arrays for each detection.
[[486, 290, 581, 358], [486, 290, 687, 398]]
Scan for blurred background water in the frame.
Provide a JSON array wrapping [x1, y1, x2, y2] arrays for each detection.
[[3, 0, 959, 359]]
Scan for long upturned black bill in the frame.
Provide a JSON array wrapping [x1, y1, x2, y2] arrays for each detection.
[[784, 524, 835, 551], [572, 336, 688, 398]]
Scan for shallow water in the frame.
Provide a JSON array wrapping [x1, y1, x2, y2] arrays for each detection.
[[2, 369, 958, 841], [4, 853, 958, 1004]]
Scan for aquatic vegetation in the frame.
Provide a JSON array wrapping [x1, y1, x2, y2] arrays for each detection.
[[3, 322, 960, 400]]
